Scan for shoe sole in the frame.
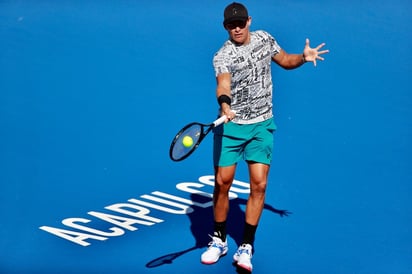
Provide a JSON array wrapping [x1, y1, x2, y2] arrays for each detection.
[[237, 262, 252, 272], [234, 255, 252, 272]]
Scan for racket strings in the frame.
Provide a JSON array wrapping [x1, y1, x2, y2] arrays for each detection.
[[171, 124, 202, 161]]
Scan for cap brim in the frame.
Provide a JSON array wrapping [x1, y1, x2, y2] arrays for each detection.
[[223, 16, 248, 25]]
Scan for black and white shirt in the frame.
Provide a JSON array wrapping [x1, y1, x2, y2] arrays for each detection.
[[213, 30, 281, 124]]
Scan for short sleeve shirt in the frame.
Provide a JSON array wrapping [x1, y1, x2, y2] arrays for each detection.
[[213, 30, 281, 124]]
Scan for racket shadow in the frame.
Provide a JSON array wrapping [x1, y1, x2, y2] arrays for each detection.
[[145, 193, 291, 268], [145, 246, 198, 268], [145, 194, 214, 269]]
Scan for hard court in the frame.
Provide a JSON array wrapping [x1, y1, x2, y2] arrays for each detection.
[[1, 1, 411, 273]]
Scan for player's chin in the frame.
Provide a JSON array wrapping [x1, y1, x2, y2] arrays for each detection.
[[232, 35, 246, 44]]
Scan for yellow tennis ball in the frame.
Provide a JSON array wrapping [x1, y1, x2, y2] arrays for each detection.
[[182, 135, 193, 148]]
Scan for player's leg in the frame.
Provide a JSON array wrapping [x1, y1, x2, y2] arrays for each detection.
[[242, 118, 275, 227], [245, 162, 270, 226], [234, 118, 275, 271], [200, 165, 236, 264], [202, 122, 241, 265], [233, 162, 269, 272], [213, 164, 237, 223], [211, 122, 242, 240]]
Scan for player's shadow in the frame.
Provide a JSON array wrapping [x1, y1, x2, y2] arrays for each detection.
[[145, 193, 291, 269]]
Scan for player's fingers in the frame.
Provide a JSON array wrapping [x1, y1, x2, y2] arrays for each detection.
[[316, 42, 326, 50]]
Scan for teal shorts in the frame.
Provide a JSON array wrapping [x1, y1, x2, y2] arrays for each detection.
[[213, 118, 276, 167]]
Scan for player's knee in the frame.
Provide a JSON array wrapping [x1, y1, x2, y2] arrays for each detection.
[[250, 179, 267, 194], [214, 176, 232, 190], [214, 166, 235, 188], [214, 174, 233, 192]]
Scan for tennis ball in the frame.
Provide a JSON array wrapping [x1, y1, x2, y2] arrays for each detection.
[[182, 135, 194, 148]]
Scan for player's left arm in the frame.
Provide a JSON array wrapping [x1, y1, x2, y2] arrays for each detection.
[[272, 38, 329, 69]]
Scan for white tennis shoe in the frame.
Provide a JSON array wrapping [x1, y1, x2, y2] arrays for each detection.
[[233, 243, 253, 271], [200, 234, 228, 264]]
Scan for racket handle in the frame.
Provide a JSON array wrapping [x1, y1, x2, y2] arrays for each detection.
[[213, 111, 236, 127], [213, 115, 227, 127]]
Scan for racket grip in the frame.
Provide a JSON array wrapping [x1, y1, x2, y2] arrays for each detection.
[[213, 111, 236, 127], [213, 115, 227, 127]]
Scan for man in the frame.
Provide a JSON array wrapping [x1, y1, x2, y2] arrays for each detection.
[[200, 2, 329, 272]]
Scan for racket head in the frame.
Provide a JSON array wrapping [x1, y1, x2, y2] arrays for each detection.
[[169, 123, 204, 161]]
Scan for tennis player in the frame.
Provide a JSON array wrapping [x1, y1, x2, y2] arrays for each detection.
[[200, 2, 329, 271]]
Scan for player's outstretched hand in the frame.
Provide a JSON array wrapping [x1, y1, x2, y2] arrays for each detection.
[[303, 38, 329, 66]]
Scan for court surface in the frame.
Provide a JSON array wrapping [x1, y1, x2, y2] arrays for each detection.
[[1, 1, 411, 273]]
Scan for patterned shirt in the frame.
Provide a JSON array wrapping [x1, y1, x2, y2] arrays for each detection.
[[213, 30, 281, 124]]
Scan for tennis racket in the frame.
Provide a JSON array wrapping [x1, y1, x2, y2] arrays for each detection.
[[169, 115, 228, 161]]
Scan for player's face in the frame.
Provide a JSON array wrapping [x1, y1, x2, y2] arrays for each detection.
[[225, 17, 251, 45]]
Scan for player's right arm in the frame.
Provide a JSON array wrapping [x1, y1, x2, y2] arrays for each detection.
[[216, 73, 235, 121]]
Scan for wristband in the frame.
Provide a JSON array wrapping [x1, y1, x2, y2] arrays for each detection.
[[217, 94, 231, 106]]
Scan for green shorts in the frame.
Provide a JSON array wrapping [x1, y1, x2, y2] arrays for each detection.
[[213, 118, 276, 166]]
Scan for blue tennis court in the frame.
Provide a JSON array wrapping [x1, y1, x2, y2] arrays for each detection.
[[1, 1, 411, 273]]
